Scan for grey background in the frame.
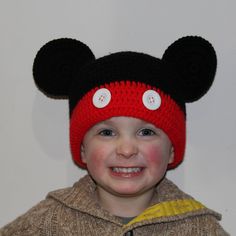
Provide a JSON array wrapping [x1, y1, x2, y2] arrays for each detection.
[[0, 1, 235, 234]]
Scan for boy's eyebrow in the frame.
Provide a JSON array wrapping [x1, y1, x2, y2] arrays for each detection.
[[94, 118, 159, 128], [94, 120, 113, 126], [90, 120, 113, 130]]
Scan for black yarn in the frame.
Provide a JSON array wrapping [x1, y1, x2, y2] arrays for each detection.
[[33, 36, 217, 116], [162, 36, 217, 102], [33, 38, 95, 97]]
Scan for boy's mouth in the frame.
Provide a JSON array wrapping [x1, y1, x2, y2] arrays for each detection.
[[111, 167, 143, 174]]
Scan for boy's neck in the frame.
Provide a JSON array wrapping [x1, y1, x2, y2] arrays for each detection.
[[95, 186, 155, 218]]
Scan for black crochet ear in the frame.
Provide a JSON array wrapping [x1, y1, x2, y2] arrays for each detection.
[[33, 38, 95, 97], [162, 36, 217, 103]]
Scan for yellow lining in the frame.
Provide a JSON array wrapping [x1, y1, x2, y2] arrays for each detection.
[[124, 199, 205, 227]]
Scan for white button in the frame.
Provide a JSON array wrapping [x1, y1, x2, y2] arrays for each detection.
[[92, 88, 111, 108], [142, 90, 161, 110]]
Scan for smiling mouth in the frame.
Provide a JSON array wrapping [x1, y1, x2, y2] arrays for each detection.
[[111, 167, 143, 173]]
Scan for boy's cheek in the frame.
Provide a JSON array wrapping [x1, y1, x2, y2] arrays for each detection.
[[85, 146, 109, 167], [144, 145, 169, 166]]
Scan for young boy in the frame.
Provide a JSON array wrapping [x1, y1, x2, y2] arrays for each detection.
[[0, 36, 229, 235]]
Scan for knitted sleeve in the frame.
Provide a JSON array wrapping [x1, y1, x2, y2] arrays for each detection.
[[169, 214, 230, 236], [195, 215, 230, 236], [0, 198, 56, 236], [135, 213, 230, 235]]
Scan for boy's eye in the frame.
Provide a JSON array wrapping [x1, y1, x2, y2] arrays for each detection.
[[98, 129, 115, 136], [138, 128, 156, 136]]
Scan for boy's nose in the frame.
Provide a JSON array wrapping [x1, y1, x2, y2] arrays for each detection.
[[116, 137, 138, 158]]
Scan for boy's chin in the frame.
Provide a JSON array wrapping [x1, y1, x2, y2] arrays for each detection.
[[104, 183, 154, 198]]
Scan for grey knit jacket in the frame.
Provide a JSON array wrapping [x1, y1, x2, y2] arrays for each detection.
[[0, 175, 229, 236]]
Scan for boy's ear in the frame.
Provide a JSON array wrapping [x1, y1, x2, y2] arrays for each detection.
[[168, 146, 175, 164], [80, 144, 87, 164]]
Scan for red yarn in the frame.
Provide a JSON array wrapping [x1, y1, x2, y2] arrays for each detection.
[[70, 81, 186, 169]]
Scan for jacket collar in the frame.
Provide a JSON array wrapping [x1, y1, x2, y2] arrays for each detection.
[[47, 175, 221, 228], [48, 175, 122, 225]]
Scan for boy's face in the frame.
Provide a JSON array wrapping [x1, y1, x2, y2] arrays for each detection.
[[81, 116, 174, 198]]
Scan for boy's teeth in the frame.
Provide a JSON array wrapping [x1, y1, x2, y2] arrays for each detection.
[[112, 167, 142, 173]]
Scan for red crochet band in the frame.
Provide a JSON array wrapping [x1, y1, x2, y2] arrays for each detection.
[[70, 81, 186, 169]]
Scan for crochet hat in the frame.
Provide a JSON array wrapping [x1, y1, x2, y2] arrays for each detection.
[[33, 36, 217, 169]]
